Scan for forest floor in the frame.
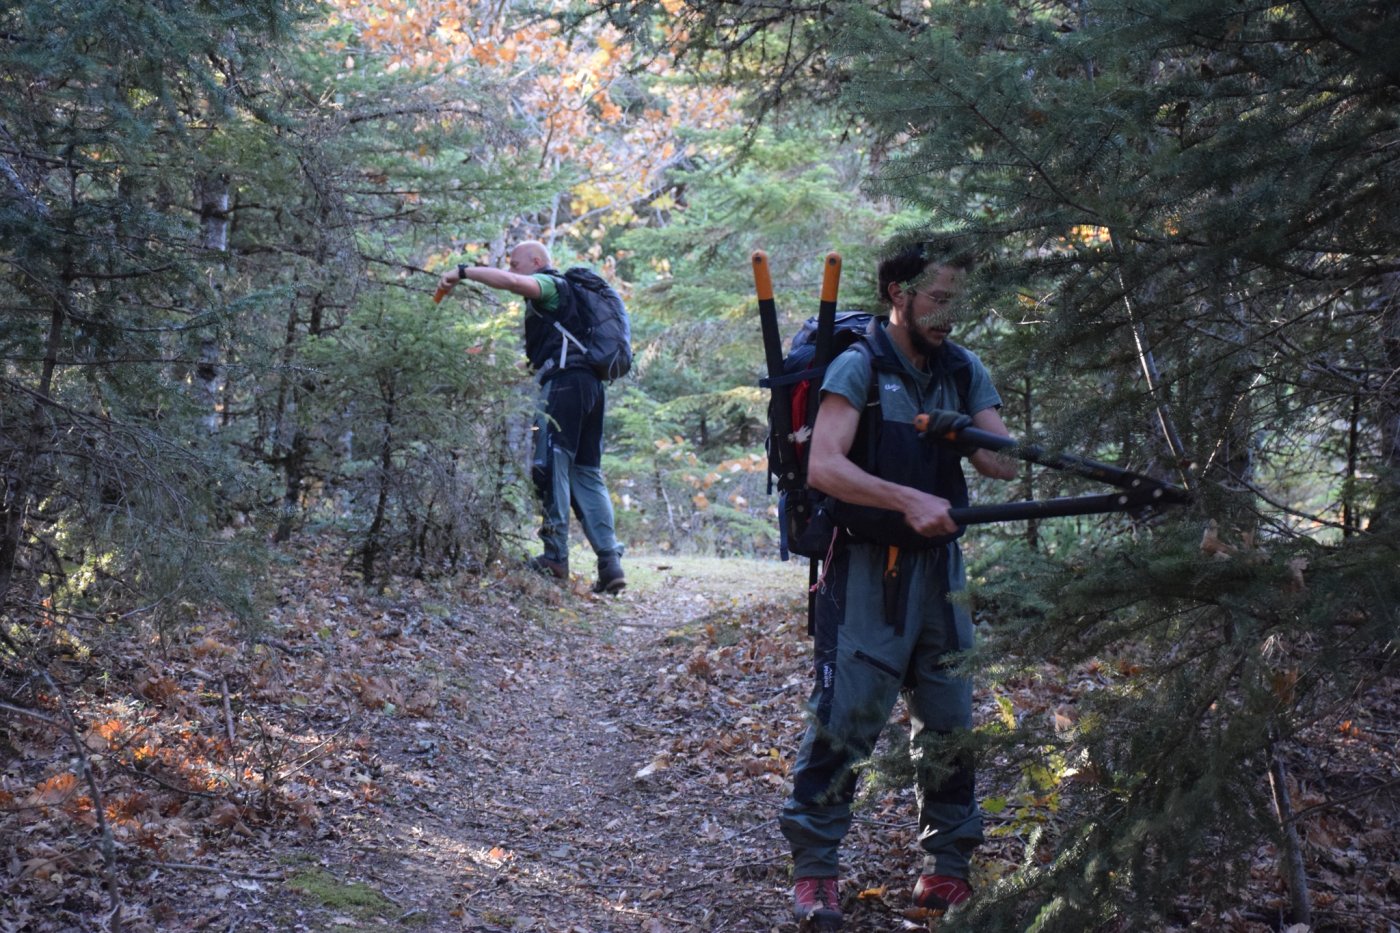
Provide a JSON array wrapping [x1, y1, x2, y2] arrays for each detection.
[[3, 540, 1398, 932]]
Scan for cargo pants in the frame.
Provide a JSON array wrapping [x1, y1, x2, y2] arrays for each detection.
[[778, 540, 983, 880]]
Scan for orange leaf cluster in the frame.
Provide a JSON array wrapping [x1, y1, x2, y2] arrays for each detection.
[[327, 0, 736, 243]]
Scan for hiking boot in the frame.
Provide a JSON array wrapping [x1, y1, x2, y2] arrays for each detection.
[[592, 550, 625, 594], [912, 874, 972, 910], [792, 876, 843, 926], [527, 554, 568, 580]]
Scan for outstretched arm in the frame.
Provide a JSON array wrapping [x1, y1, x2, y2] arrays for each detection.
[[807, 393, 958, 538], [436, 264, 543, 300]]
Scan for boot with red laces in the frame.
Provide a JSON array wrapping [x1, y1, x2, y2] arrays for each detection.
[[792, 876, 843, 926], [913, 873, 972, 910]]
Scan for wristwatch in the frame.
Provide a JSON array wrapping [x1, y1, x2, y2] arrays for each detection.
[[457, 263, 467, 281]]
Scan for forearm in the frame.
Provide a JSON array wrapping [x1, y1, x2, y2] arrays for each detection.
[[810, 450, 957, 538], [968, 407, 1018, 480], [458, 265, 509, 291], [970, 448, 1017, 480], [437, 263, 541, 299], [808, 451, 919, 514], [808, 393, 956, 536]]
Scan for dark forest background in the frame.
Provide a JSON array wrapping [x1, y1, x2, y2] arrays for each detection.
[[3, 1, 1397, 929]]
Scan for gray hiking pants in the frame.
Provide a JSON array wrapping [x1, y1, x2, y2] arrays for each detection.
[[779, 541, 983, 880], [532, 368, 620, 563]]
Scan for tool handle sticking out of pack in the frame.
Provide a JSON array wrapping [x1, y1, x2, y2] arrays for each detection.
[[753, 251, 796, 490], [754, 250, 854, 572], [814, 253, 841, 366]]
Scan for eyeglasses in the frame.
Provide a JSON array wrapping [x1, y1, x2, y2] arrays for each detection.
[[911, 288, 959, 308]]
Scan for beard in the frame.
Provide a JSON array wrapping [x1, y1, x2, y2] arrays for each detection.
[[917, 308, 956, 332], [909, 326, 947, 363]]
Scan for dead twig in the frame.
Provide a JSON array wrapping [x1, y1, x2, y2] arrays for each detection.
[[114, 763, 229, 800], [37, 668, 126, 932], [0, 699, 61, 726], [137, 860, 284, 881], [1289, 774, 1400, 823], [220, 676, 236, 745], [253, 636, 313, 656], [1268, 731, 1313, 927]]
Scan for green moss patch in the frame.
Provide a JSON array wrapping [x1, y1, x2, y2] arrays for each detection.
[[286, 867, 396, 919]]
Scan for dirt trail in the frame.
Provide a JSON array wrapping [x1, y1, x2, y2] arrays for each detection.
[[248, 555, 820, 932]]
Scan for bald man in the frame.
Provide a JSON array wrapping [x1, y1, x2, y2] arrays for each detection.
[[437, 241, 625, 593]]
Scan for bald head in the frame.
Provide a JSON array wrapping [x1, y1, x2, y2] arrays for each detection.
[[509, 240, 551, 275]]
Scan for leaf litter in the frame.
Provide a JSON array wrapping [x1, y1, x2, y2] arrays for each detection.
[[1, 543, 1396, 931]]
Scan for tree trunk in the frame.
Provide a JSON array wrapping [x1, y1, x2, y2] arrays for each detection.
[[1212, 269, 1313, 920], [0, 300, 64, 607], [362, 384, 396, 586], [1344, 390, 1360, 537], [1021, 373, 1039, 551], [1268, 731, 1313, 926], [196, 171, 231, 433], [272, 298, 306, 543], [1369, 273, 1400, 531], [0, 153, 62, 607], [274, 433, 309, 544]]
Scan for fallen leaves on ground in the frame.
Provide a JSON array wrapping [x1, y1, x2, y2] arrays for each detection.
[[1, 541, 1396, 931]]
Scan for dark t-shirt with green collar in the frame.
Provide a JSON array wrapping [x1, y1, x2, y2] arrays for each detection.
[[523, 271, 587, 377]]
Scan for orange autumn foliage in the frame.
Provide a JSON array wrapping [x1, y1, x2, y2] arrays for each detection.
[[326, 0, 734, 244]]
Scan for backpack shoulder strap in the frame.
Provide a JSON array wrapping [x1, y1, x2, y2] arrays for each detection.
[[844, 338, 883, 473], [849, 338, 881, 407], [534, 267, 587, 371], [942, 340, 975, 414], [528, 267, 571, 318], [859, 316, 906, 374]]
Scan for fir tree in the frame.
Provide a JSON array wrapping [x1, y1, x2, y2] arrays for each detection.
[[832, 1, 1400, 927], [209, 20, 544, 575], [604, 0, 1399, 925], [0, 0, 313, 625]]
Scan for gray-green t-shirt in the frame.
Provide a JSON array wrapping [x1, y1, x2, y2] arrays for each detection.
[[821, 321, 1001, 422], [817, 320, 998, 639]]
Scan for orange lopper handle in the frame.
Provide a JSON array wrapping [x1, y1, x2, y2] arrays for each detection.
[[752, 250, 773, 300], [820, 252, 841, 303]]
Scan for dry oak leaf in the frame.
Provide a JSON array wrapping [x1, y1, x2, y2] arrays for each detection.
[[207, 801, 243, 829]]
